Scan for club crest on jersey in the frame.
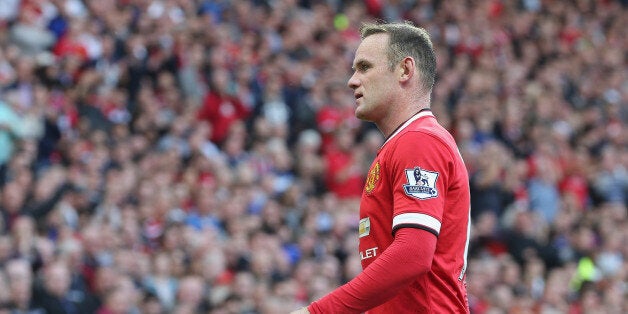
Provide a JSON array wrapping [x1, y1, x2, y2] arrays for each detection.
[[364, 161, 380, 194], [403, 167, 439, 200]]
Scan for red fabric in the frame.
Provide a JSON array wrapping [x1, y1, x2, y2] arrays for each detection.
[[488, 0, 504, 18], [364, 0, 383, 17], [197, 91, 250, 144], [323, 147, 364, 199], [309, 228, 436, 313], [559, 175, 589, 209], [560, 27, 582, 46], [316, 105, 357, 152], [53, 36, 88, 60]]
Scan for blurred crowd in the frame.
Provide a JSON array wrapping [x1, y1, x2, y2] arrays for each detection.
[[0, 0, 626, 313]]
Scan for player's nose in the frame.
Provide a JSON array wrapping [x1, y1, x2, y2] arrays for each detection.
[[347, 73, 360, 90]]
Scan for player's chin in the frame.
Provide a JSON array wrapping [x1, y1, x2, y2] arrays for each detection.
[[354, 106, 371, 121], [354, 105, 364, 117]]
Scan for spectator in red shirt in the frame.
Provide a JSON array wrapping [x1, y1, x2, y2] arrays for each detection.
[[323, 126, 365, 199], [197, 67, 251, 145], [316, 82, 360, 153]]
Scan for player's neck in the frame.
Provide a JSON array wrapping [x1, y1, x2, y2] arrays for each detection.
[[378, 106, 430, 138]]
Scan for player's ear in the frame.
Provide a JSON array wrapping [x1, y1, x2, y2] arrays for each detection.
[[399, 57, 415, 83]]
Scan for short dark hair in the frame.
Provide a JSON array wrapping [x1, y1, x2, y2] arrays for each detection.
[[360, 22, 436, 92]]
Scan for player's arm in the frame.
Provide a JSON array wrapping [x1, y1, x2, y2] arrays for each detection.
[[305, 227, 437, 313]]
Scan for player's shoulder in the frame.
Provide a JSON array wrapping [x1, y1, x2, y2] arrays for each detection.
[[382, 120, 457, 161], [397, 118, 455, 147]]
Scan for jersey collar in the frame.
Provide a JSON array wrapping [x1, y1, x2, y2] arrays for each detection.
[[382, 109, 433, 148]]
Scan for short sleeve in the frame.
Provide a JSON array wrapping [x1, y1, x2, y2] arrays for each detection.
[[387, 131, 452, 237]]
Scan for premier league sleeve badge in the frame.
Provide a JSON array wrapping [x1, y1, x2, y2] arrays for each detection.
[[403, 167, 439, 200]]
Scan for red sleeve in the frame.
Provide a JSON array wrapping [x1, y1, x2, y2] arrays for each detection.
[[390, 131, 452, 235], [308, 227, 436, 313]]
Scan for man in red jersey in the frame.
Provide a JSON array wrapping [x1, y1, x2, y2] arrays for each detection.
[[292, 22, 471, 313]]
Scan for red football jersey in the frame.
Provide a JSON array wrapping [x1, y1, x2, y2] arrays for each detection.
[[359, 110, 471, 313]]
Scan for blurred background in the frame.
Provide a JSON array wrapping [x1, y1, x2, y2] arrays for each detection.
[[0, 0, 625, 313]]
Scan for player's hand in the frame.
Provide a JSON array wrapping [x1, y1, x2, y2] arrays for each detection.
[[289, 307, 310, 314]]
